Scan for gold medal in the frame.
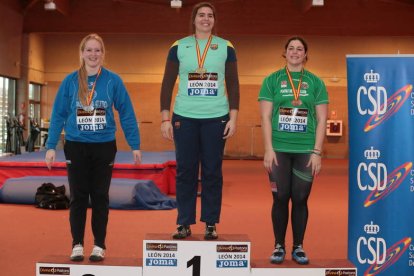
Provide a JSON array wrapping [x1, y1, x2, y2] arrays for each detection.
[[195, 67, 207, 74], [195, 35, 212, 75]]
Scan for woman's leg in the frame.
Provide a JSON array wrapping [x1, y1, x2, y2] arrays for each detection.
[[199, 115, 227, 225], [173, 114, 200, 226], [89, 140, 117, 249], [290, 153, 313, 246], [64, 141, 91, 247], [269, 152, 292, 247]]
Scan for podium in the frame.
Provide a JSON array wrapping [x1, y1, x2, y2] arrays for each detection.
[[36, 234, 356, 276]]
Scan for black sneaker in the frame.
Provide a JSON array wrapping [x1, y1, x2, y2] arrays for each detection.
[[172, 225, 191, 239], [204, 225, 218, 240]]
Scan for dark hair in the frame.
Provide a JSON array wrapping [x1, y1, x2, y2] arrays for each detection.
[[282, 36, 308, 62], [190, 2, 217, 34]]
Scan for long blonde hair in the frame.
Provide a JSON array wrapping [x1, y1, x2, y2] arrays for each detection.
[[78, 33, 105, 106]]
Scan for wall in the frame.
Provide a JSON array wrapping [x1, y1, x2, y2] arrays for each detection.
[[0, 2, 46, 138], [41, 34, 414, 158], [0, 0, 23, 79], [28, 34, 45, 84]]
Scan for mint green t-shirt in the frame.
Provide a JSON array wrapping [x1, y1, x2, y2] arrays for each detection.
[[258, 68, 329, 153], [173, 35, 234, 118]]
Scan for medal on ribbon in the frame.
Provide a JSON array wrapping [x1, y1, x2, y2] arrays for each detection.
[[195, 67, 207, 74], [195, 35, 212, 74], [82, 105, 94, 112], [83, 67, 102, 111], [286, 66, 304, 106]]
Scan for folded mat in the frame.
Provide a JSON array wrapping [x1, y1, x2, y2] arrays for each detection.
[[0, 176, 176, 210]]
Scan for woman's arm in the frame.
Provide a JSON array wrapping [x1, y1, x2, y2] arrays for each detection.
[[308, 103, 328, 175], [224, 60, 240, 139], [260, 100, 277, 172], [160, 56, 179, 141]]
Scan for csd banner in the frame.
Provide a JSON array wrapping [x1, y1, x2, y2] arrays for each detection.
[[347, 55, 414, 276]]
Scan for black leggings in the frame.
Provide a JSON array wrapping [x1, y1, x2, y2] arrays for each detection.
[[64, 140, 117, 249], [268, 152, 313, 247]]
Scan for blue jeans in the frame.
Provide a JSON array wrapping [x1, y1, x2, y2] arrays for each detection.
[[172, 113, 228, 226]]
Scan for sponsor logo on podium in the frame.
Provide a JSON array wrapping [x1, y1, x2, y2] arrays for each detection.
[[38, 267, 70, 275]]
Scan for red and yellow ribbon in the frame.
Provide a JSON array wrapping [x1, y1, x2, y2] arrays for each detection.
[[195, 35, 213, 73], [285, 66, 304, 105], [86, 67, 102, 106]]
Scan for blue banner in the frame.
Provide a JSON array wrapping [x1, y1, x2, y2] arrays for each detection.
[[347, 55, 414, 276]]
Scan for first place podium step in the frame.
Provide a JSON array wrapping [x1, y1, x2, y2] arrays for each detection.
[[143, 233, 251, 276]]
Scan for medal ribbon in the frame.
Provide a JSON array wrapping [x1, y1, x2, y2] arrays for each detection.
[[86, 67, 102, 107], [285, 66, 304, 103], [195, 35, 213, 70]]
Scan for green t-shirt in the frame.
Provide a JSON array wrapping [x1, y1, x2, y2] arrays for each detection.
[[258, 68, 329, 153], [173, 35, 234, 118]]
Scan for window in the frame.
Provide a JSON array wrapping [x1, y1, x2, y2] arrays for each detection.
[[29, 83, 41, 120], [28, 83, 42, 149], [0, 76, 16, 153]]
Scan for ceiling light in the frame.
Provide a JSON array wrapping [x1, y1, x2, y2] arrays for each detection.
[[44, 1, 56, 10], [171, 0, 182, 9], [312, 0, 324, 6]]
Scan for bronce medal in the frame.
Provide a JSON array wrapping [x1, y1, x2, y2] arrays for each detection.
[[286, 66, 304, 107]]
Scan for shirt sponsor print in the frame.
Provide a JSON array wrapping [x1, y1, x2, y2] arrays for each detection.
[[278, 107, 308, 133], [187, 72, 218, 96], [76, 108, 107, 132]]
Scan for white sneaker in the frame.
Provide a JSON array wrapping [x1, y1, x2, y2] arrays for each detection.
[[89, 245, 105, 262], [70, 244, 84, 262]]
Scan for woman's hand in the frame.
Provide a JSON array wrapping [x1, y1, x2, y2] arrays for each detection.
[[263, 149, 277, 173], [307, 153, 322, 176], [223, 119, 236, 139], [45, 149, 56, 170], [132, 150, 142, 165], [161, 121, 173, 141]]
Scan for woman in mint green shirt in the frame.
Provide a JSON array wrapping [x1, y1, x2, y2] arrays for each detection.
[[258, 36, 328, 265], [160, 2, 240, 241]]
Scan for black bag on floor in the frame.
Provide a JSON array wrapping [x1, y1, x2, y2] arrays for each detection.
[[35, 182, 69, 210]]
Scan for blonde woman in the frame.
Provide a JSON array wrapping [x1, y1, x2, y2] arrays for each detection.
[[45, 33, 141, 262]]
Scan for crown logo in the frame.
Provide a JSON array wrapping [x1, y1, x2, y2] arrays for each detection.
[[364, 146, 380, 160], [364, 221, 380, 235], [364, 70, 380, 83]]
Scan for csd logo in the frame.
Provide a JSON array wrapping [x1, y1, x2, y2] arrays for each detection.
[[357, 236, 386, 265], [357, 162, 387, 192], [357, 86, 387, 115]]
